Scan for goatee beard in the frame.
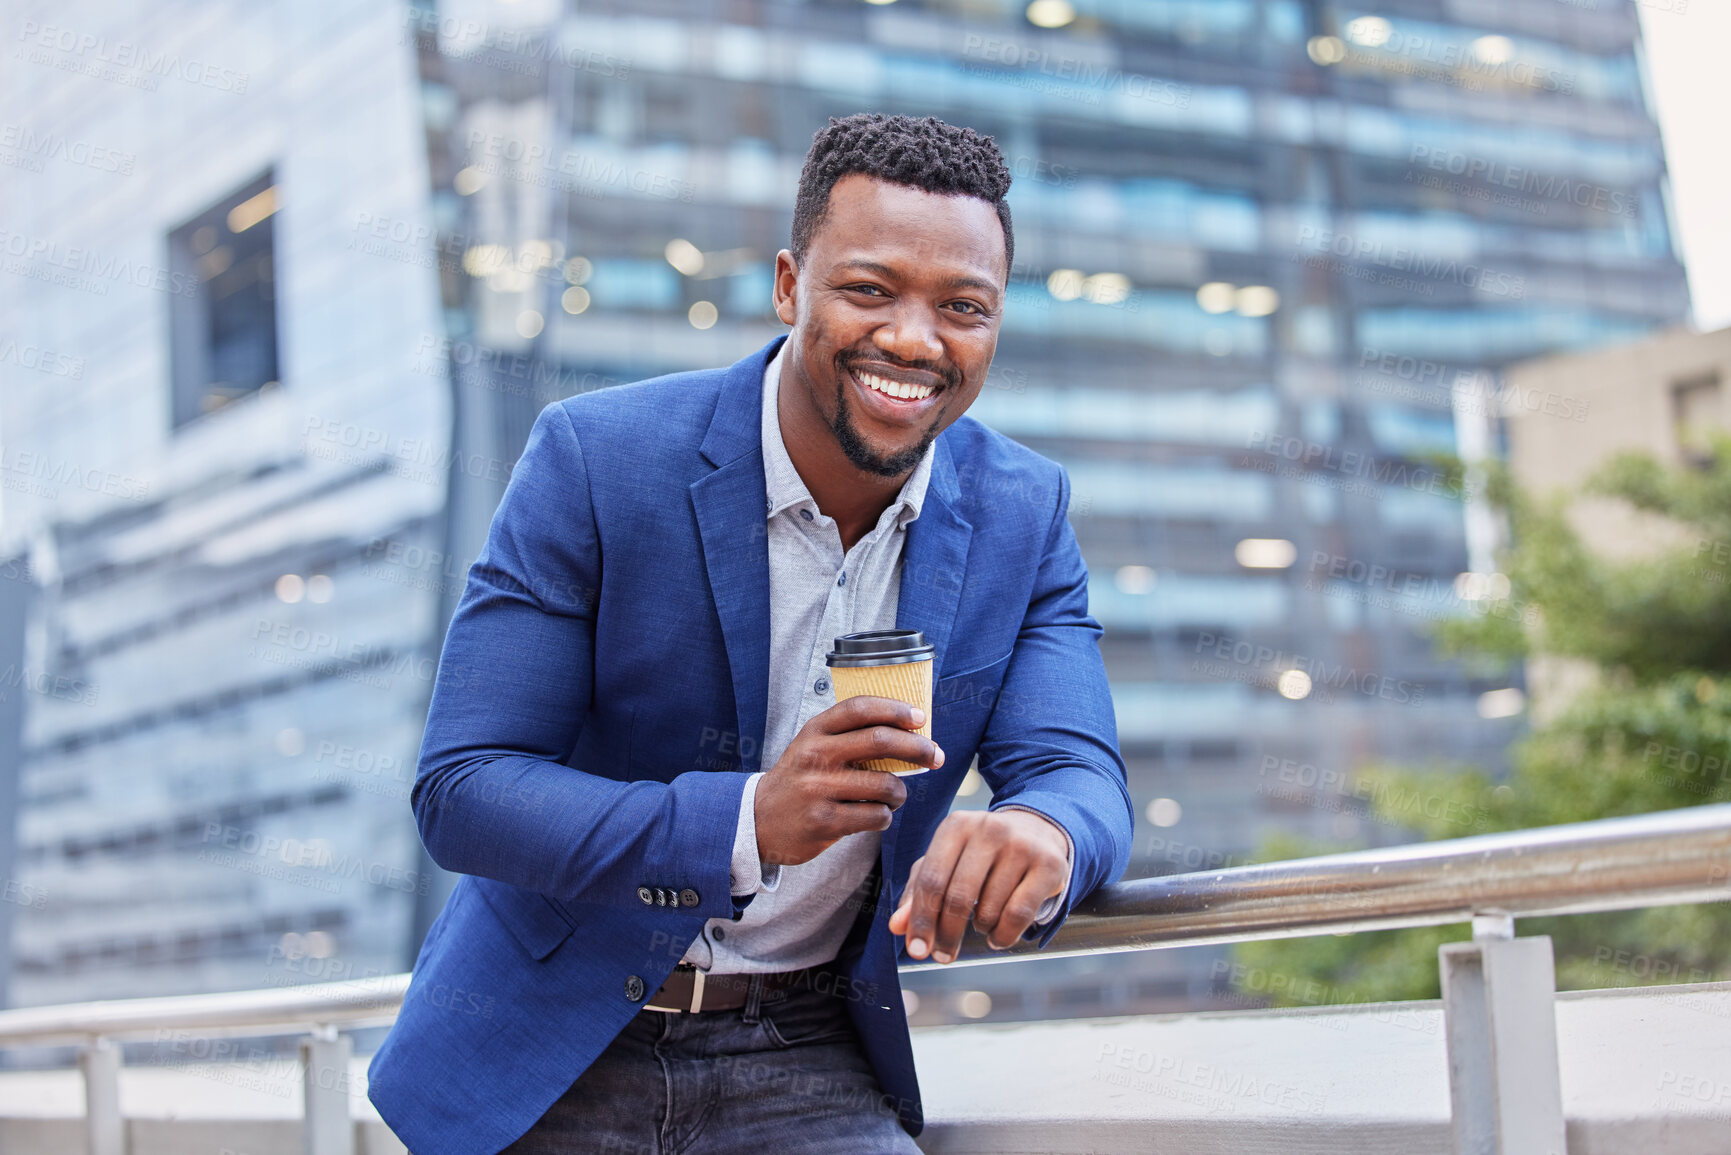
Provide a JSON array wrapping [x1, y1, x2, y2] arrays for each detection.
[[831, 379, 941, 478]]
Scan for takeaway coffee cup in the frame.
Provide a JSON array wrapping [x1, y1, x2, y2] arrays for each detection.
[[826, 629, 936, 776]]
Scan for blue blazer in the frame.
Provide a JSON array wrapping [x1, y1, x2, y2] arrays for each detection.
[[367, 337, 1132, 1154]]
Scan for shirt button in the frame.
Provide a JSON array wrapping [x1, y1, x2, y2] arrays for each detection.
[[625, 974, 646, 1002], [800, 509, 814, 522], [814, 677, 830, 694], [712, 925, 726, 941], [837, 571, 846, 587]]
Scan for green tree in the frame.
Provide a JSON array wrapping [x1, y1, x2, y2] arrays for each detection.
[[1230, 436, 1731, 1006]]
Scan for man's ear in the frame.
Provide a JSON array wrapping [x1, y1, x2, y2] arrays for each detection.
[[772, 249, 799, 327]]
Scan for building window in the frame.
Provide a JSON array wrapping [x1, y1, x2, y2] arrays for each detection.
[[168, 173, 280, 428], [1672, 372, 1723, 467]]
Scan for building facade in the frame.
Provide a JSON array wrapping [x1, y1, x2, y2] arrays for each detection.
[[0, 0, 1690, 1024], [412, 0, 1688, 1019], [0, 2, 447, 1006]]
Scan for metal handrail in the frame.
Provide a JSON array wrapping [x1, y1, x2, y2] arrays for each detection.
[[909, 799, 1731, 968], [1, 803, 1728, 1046]]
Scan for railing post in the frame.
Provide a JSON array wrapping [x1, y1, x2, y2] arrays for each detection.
[[79, 1035, 124, 1155], [301, 1024, 354, 1155], [1438, 915, 1567, 1155]]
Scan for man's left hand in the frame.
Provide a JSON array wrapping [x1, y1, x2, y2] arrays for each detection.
[[888, 809, 1069, 964]]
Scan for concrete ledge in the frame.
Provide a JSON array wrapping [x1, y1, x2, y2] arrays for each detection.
[[0, 1057, 405, 1155], [911, 982, 1731, 1154], [0, 983, 1724, 1153]]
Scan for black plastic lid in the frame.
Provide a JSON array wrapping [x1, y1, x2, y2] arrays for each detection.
[[826, 629, 935, 667]]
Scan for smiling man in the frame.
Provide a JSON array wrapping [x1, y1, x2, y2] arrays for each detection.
[[368, 114, 1133, 1155]]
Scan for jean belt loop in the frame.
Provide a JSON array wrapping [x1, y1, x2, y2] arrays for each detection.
[[742, 973, 765, 1024]]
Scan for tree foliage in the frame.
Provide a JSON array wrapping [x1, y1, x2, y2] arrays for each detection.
[[1231, 436, 1731, 1006]]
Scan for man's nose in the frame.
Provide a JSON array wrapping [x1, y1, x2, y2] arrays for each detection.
[[871, 301, 944, 367]]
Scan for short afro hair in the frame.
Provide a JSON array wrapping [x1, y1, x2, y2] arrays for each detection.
[[791, 113, 1014, 275]]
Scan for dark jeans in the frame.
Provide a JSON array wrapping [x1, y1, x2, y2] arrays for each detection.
[[502, 977, 922, 1154]]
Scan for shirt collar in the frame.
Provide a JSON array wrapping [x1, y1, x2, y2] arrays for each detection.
[[760, 345, 934, 528]]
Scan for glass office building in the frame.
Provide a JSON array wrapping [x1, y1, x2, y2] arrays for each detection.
[[412, 0, 1686, 1020], [0, 0, 1687, 1022], [0, 6, 449, 1008]]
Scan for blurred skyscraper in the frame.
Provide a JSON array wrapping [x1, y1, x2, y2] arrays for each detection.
[[0, 0, 1688, 1022]]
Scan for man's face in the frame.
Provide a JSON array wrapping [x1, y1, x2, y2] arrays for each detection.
[[774, 173, 1007, 478]]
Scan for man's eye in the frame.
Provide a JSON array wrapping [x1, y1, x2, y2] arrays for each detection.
[[948, 301, 985, 315], [848, 284, 885, 296]]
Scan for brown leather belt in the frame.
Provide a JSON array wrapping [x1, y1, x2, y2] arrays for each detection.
[[644, 963, 829, 1014]]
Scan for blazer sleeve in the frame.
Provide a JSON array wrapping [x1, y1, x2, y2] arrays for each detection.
[[977, 465, 1134, 944], [412, 403, 747, 920]]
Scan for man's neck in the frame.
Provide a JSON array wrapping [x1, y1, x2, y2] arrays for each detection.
[[776, 356, 906, 553]]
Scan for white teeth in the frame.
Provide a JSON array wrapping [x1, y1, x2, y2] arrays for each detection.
[[859, 371, 934, 401]]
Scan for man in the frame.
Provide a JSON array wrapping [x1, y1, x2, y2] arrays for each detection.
[[368, 113, 1132, 1154]]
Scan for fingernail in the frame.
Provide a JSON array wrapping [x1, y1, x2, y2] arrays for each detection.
[[934, 950, 953, 964], [909, 938, 927, 957], [933, 748, 945, 768], [909, 708, 925, 726]]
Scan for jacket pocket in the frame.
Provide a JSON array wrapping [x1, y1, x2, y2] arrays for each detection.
[[934, 651, 1012, 714], [474, 876, 578, 961]]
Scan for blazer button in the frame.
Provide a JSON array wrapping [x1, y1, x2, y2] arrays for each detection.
[[655, 889, 668, 906], [680, 888, 700, 908], [638, 887, 654, 905], [624, 974, 645, 1002]]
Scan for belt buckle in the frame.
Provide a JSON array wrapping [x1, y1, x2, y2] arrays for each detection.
[[643, 964, 705, 1015]]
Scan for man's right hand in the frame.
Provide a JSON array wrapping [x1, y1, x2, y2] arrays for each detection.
[[754, 695, 944, 868]]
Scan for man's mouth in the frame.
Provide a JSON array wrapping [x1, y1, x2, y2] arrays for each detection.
[[843, 361, 948, 405], [856, 369, 937, 402]]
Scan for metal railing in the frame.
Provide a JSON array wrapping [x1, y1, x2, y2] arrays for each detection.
[[3, 803, 1729, 1155]]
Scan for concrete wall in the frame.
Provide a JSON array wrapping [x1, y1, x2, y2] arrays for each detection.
[[0, 982, 1725, 1152]]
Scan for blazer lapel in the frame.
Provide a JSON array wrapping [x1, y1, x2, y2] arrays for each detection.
[[896, 436, 973, 680], [688, 339, 784, 773], [883, 436, 974, 870]]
